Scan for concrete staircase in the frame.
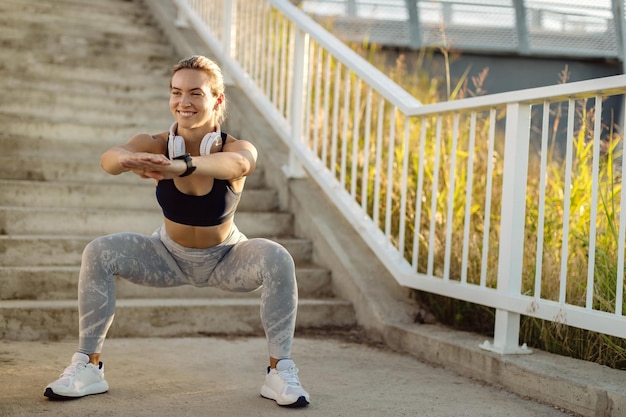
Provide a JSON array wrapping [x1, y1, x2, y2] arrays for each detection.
[[0, 0, 355, 342]]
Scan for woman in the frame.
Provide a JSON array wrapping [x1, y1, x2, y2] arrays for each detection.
[[44, 55, 310, 408]]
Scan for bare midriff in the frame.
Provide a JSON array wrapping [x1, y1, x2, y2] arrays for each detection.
[[163, 217, 234, 248]]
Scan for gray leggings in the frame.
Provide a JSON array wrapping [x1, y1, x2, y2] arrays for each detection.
[[78, 224, 298, 359]]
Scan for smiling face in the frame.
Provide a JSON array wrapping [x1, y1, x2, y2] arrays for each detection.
[[169, 68, 224, 132]]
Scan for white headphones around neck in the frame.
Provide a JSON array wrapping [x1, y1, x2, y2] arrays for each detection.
[[168, 122, 222, 159]]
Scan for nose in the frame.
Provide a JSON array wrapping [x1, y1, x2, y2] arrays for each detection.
[[180, 93, 192, 106]]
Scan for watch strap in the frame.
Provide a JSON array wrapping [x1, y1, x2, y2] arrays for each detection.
[[173, 153, 196, 177]]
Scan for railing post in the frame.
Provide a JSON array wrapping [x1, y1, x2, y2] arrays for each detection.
[[512, 0, 529, 55], [174, 0, 189, 28], [481, 102, 532, 355], [405, 0, 422, 50], [282, 27, 307, 179], [224, 0, 234, 58], [612, 0, 626, 74]]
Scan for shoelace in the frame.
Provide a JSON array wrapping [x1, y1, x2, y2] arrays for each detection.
[[59, 361, 88, 378], [278, 365, 302, 387]]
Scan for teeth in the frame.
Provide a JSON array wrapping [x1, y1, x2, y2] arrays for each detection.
[[179, 111, 194, 117]]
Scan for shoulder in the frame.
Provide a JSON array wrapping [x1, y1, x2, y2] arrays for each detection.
[[222, 133, 258, 170], [125, 131, 168, 153], [223, 132, 256, 152], [128, 131, 167, 142]]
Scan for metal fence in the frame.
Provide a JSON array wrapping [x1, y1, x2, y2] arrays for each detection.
[[173, 0, 626, 353], [297, 0, 621, 59]]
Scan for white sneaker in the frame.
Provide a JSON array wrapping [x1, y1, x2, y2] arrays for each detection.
[[44, 352, 109, 400], [260, 359, 310, 407]]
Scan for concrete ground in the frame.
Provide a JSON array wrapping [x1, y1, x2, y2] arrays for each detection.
[[0, 335, 578, 417]]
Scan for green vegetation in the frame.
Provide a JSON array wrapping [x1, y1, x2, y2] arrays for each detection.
[[346, 43, 626, 369]]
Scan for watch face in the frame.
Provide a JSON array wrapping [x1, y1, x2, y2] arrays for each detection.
[[175, 153, 196, 177]]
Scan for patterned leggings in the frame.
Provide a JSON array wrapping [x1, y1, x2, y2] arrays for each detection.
[[77, 224, 298, 359]]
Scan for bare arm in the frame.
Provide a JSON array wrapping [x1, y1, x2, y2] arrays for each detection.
[[100, 133, 169, 177], [101, 133, 257, 181], [190, 138, 257, 180]]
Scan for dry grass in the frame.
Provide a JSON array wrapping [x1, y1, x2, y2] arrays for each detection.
[[345, 43, 626, 369]]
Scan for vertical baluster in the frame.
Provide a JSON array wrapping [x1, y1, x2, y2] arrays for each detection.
[[483, 102, 532, 354], [399, 118, 411, 258], [413, 118, 428, 271], [480, 108, 497, 288], [443, 113, 460, 281], [385, 106, 397, 241], [559, 99, 576, 305], [461, 112, 477, 284], [586, 95, 603, 309], [427, 116, 442, 277]]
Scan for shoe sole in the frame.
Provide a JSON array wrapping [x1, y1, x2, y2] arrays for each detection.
[[44, 385, 109, 401], [280, 396, 309, 408], [260, 390, 310, 408]]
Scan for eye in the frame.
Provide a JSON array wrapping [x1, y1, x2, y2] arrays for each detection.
[[170, 90, 181, 96]]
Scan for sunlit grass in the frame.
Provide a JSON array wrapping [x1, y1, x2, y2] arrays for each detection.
[[344, 44, 626, 369]]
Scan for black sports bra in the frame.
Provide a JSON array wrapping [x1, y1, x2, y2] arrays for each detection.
[[155, 132, 242, 227]]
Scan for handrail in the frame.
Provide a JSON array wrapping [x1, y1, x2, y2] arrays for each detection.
[[404, 74, 626, 115], [271, 0, 421, 112], [174, 0, 626, 354]]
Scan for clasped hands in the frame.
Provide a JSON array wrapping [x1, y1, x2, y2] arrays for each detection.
[[119, 152, 185, 180]]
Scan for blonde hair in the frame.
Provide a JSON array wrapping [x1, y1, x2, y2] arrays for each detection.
[[170, 55, 227, 125]]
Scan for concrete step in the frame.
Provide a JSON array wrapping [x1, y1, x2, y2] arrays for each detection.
[[0, 59, 170, 91], [0, 114, 167, 141], [0, 237, 86, 266], [0, 6, 161, 43], [0, 264, 333, 301], [0, 11, 173, 57], [0, 50, 171, 84], [0, 29, 171, 59], [0, 0, 156, 21], [0, 26, 173, 60], [0, 38, 172, 69], [0, 180, 278, 211], [1, 77, 169, 101], [0, 236, 313, 267], [1, 88, 169, 117], [0, 180, 156, 209], [0, 207, 294, 237], [0, 156, 136, 182], [0, 90, 171, 126], [0, 134, 119, 159], [0, 298, 356, 342]]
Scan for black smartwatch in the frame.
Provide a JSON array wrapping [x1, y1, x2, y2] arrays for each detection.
[[173, 153, 196, 177]]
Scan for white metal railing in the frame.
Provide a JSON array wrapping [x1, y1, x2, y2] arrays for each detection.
[[173, 0, 626, 353]]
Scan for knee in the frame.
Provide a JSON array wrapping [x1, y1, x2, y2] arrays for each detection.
[[83, 233, 109, 250], [79, 237, 119, 286], [265, 241, 295, 272], [81, 235, 120, 266], [260, 241, 296, 288], [82, 237, 106, 263]]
